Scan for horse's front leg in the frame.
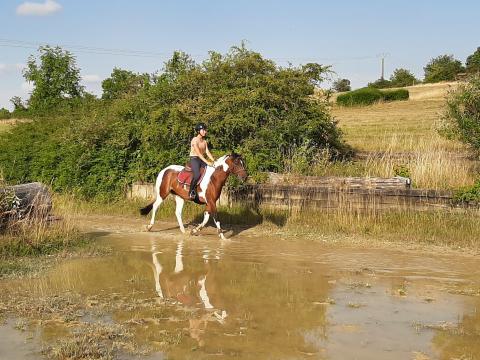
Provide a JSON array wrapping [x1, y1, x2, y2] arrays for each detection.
[[211, 210, 226, 241], [191, 211, 210, 235]]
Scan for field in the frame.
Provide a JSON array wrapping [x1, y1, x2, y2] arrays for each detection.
[[328, 82, 479, 189]]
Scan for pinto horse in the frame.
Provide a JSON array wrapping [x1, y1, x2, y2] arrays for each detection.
[[140, 153, 247, 240]]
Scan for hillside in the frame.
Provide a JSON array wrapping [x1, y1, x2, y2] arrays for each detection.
[[329, 82, 478, 189]]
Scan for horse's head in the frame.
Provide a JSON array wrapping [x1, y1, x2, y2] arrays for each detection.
[[224, 153, 248, 182]]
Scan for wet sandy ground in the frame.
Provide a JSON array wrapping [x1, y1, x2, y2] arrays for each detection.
[[1, 216, 479, 359]]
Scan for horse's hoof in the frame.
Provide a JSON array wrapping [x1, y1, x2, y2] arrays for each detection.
[[146, 224, 153, 232], [219, 233, 227, 241]]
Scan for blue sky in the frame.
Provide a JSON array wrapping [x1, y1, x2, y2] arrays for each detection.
[[1, 0, 479, 110]]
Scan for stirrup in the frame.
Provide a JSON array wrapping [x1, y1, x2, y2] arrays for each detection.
[[189, 191, 196, 199]]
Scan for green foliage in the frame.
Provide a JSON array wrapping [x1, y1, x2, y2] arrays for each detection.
[[466, 47, 480, 74], [454, 179, 480, 203], [337, 87, 409, 107], [381, 89, 409, 101], [332, 78, 351, 92], [337, 87, 384, 106], [424, 54, 464, 83], [367, 78, 392, 89], [101, 68, 151, 100], [440, 75, 480, 151], [389, 68, 418, 87], [23, 46, 84, 114], [0, 45, 347, 199], [393, 164, 411, 179], [0, 108, 10, 120]]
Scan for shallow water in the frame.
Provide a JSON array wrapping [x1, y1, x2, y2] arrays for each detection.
[[1, 220, 480, 359]]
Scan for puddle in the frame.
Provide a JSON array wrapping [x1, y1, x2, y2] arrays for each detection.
[[1, 220, 479, 359]]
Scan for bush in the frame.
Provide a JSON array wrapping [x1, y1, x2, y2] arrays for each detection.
[[390, 68, 418, 87], [336, 87, 383, 106], [336, 88, 409, 107], [440, 75, 480, 151], [454, 179, 480, 203], [381, 89, 409, 101]]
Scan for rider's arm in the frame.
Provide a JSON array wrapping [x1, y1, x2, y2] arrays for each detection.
[[205, 143, 215, 162], [192, 141, 211, 165]]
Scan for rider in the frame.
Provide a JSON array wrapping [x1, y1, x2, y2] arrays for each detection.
[[189, 123, 215, 199]]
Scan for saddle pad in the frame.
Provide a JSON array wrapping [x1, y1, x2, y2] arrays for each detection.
[[177, 167, 206, 186]]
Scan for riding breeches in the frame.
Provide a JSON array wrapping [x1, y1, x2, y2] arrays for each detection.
[[189, 156, 206, 194]]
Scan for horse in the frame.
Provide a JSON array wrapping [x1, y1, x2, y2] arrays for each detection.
[[140, 153, 248, 240]]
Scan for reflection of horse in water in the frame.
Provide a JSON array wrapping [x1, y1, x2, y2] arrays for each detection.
[[140, 154, 247, 240], [150, 240, 227, 328]]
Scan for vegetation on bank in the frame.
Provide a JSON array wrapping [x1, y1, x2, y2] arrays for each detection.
[[0, 45, 349, 200]]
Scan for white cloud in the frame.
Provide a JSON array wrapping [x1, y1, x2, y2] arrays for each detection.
[[0, 64, 6, 74], [83, 74, 101, 83], [16, 0, 62, 16], [15, 63, 26, 71], [21, 82, 34, 92]]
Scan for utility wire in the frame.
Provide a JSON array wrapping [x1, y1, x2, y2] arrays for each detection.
[[0, 37, 381, 63]]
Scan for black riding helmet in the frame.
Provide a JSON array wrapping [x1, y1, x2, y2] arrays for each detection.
[[195, 123, 207, 133]]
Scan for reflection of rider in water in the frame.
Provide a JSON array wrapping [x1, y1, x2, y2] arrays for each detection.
[[189, 123, 215, 200]]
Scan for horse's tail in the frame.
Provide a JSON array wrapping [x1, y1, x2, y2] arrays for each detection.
[[139, 165, 184, 216], [140, 201, 154, 215]]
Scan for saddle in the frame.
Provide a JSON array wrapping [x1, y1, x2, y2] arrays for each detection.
[[177, 162, 206, 186]]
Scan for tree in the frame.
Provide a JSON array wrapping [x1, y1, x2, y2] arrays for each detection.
[[23, 45, 84, 112], [389, 68, 418, 87], [332, 78, 351, 92], [101, 68, 151, 100], [424, 54, 464, 83], [466, 47, 480, 74]]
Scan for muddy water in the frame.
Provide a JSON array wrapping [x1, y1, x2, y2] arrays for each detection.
[[1, 220, 480, 359]]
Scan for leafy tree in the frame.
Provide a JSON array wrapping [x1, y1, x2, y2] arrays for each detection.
[[23, 45, 84, 113], [101, 68, 151, 100], [389, 68, 418, 87], [332, 78, 351, 92], [466, 47, 480, 74], [424, 54, 464, 83]]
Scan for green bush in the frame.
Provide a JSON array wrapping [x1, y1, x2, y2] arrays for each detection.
[[382, 89, 409, 101], [454, 180, 480, 203], [336, 88, 409, 107], [440, 75, 480, 151], [336, 87, 383, 106]]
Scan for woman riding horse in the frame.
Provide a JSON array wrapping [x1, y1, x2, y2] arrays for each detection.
[[189, 123, 215, 200]]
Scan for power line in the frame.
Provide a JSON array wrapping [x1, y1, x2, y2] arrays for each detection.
[[0, 37, 381, 64]]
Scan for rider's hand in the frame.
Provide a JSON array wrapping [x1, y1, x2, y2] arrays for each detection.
[[208, 161, 214, 167]]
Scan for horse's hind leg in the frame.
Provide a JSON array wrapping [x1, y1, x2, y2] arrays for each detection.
[[175, 195, 186, 233], [147, 195, 164, 231]]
